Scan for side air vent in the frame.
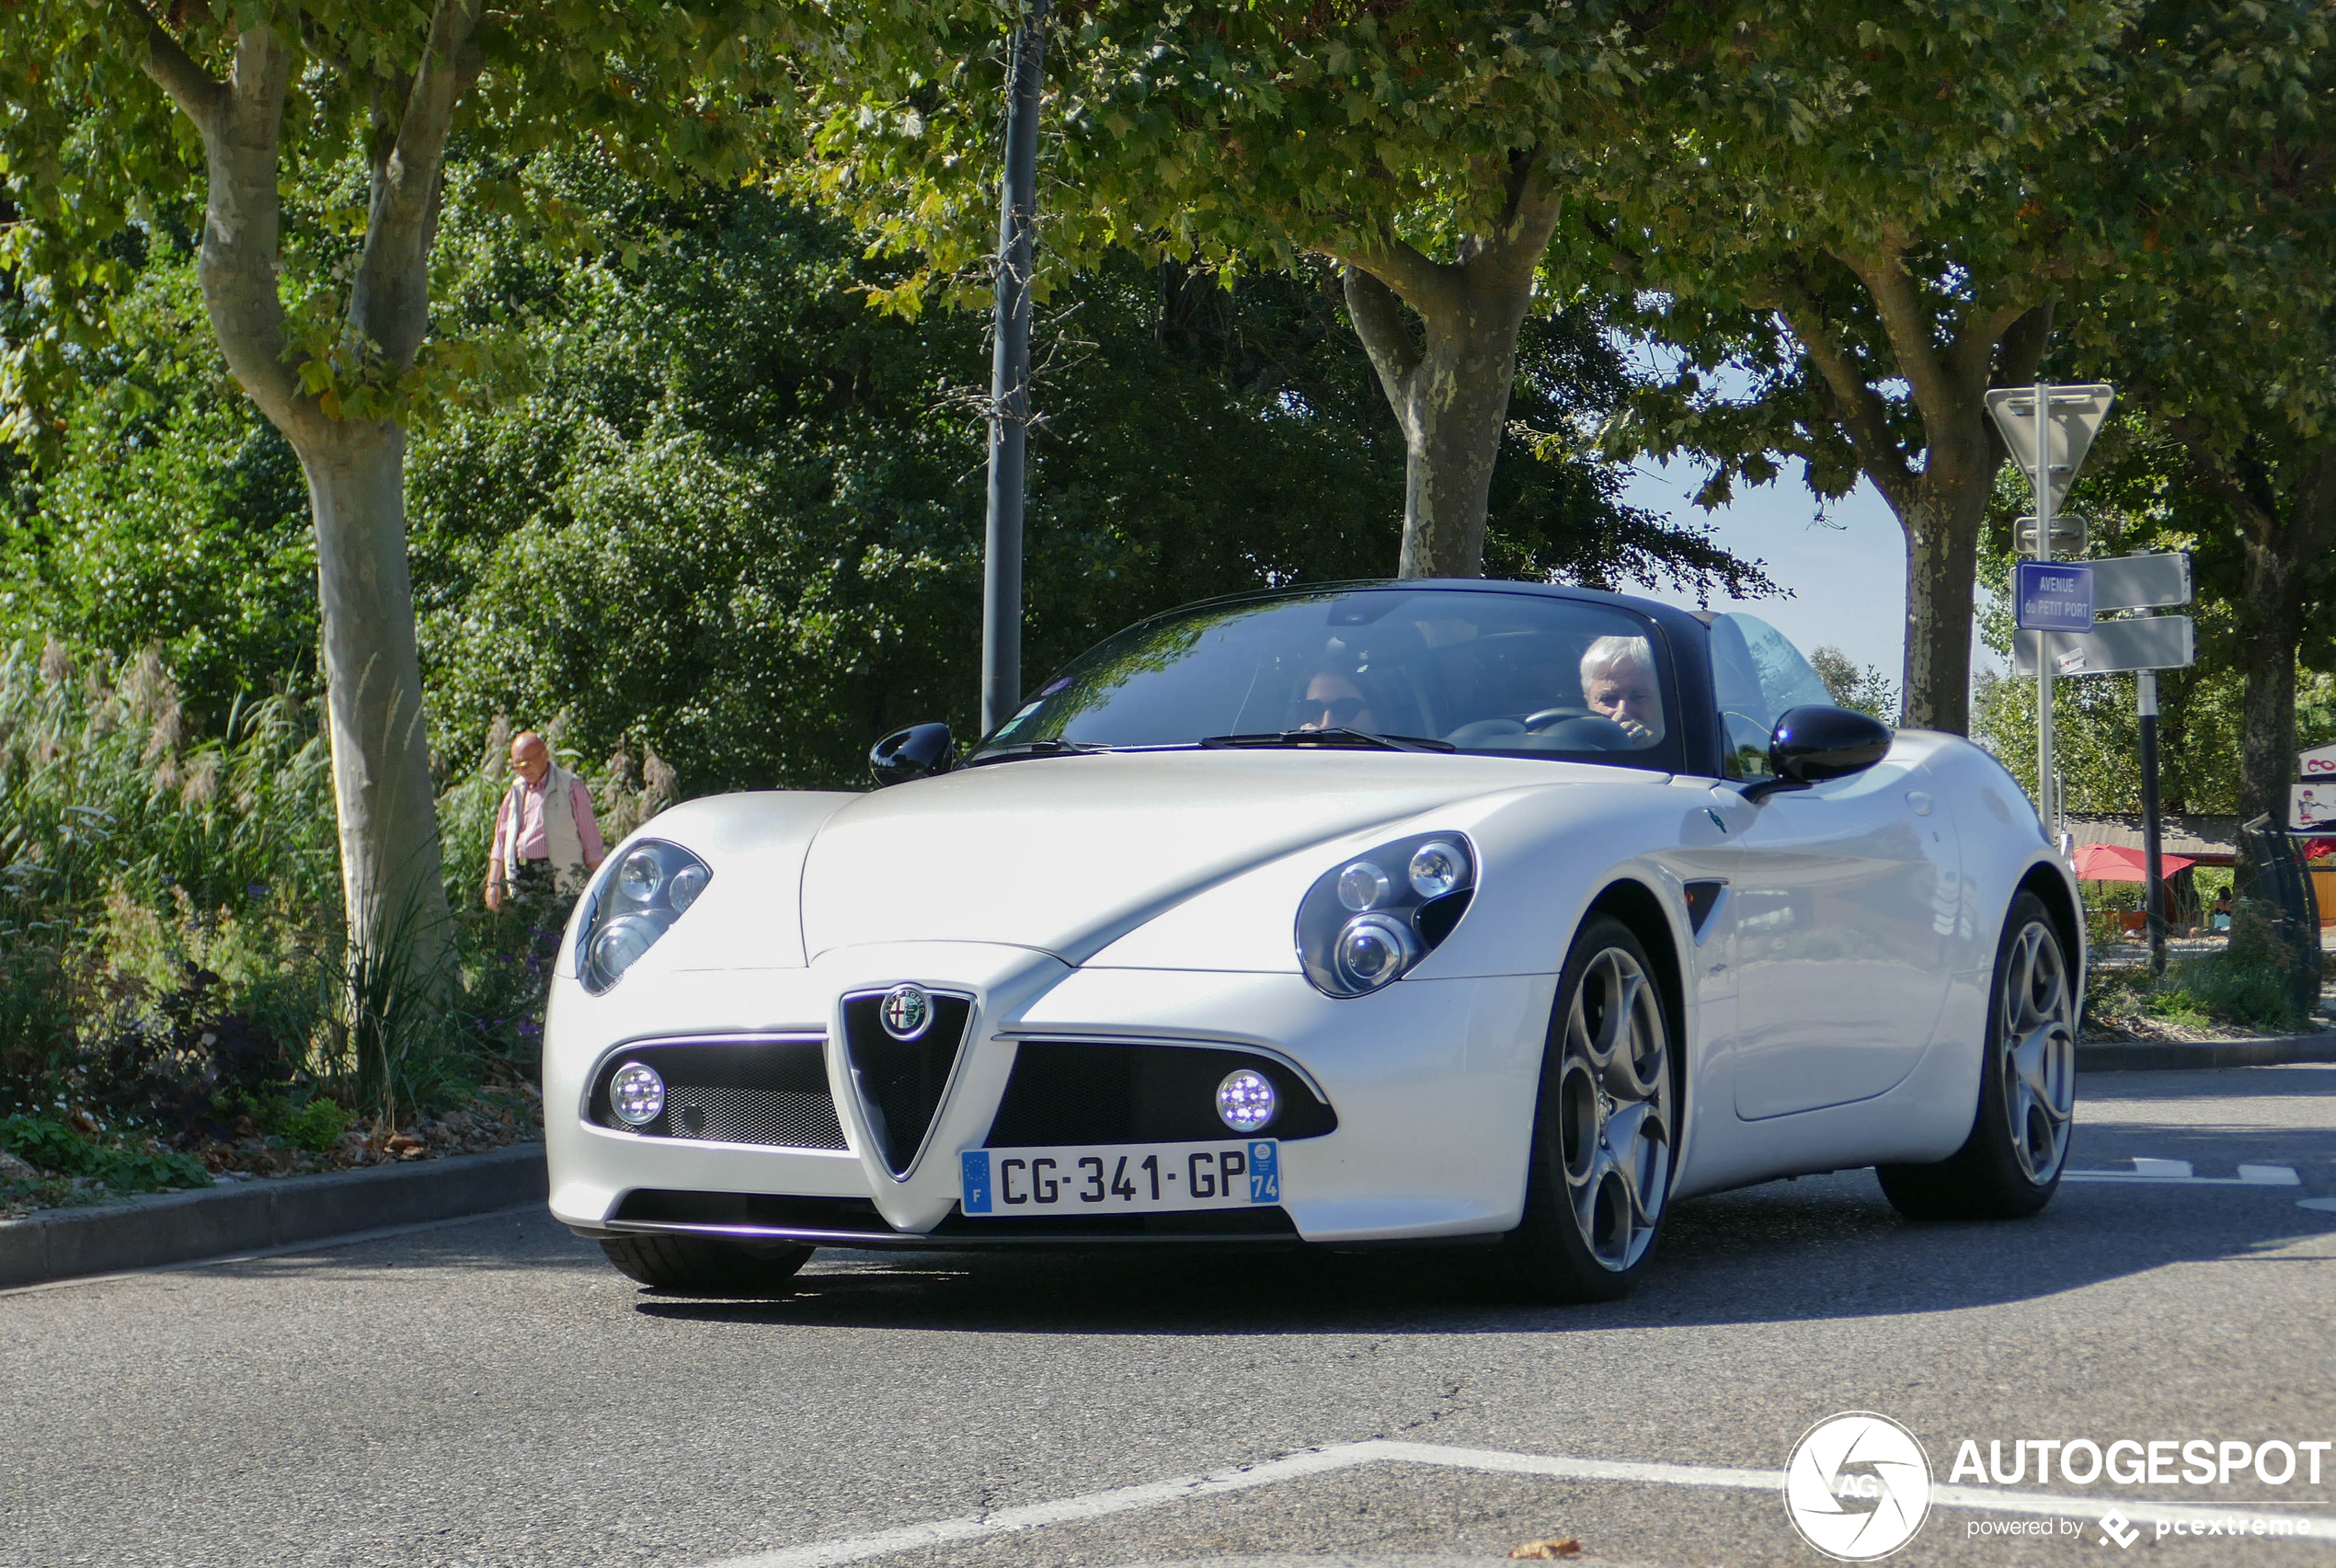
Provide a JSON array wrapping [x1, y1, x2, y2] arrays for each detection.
[[840, 989, 976, 1176], [984, 1041, 1336, 1147]]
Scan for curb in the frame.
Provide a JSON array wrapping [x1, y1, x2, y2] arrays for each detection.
[[2078, 1032, 2336, 1072], [0, 1142, 545, 1289]]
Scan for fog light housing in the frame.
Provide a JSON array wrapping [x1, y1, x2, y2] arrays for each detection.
[[609, 1061, 666, 1127], [1216, 1068, 1277, 1133]]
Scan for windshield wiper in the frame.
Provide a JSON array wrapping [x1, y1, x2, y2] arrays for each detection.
[[964, 738, 1115, 766], [1199, 727, 1455, 754]]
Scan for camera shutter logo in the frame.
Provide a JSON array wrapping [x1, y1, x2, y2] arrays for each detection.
[[879, 984, 933, 1041], [1783, 1413, 1933, 1560]]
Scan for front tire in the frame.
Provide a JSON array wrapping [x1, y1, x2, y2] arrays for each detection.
[[1878, 890, 2076, 1220], [1491, 914, 1678, 1302], [599, 1233, 815, 1295]]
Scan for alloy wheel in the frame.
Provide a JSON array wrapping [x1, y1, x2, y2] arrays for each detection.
[[2000, 919, 2076, 1185], [1555, 946, 1673, 1271]]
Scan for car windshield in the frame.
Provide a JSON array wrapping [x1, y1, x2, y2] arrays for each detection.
[[973, 589, 1683, 770]]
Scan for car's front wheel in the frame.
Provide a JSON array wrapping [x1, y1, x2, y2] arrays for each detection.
[[1492, 914, 1678, 1302], [1877, 889, 2076, 1220], [599, 1233, 815, 1295]]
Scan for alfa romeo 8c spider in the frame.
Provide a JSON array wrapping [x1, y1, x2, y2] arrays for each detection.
[[544, 580, 2081, 1300]]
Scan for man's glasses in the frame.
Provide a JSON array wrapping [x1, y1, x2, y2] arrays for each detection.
[[1294, 695, 1368, 725]]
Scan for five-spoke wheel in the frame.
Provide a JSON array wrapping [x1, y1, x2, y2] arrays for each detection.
[[1878, 889, 2077, 1220], [1496, 914, 1678, 1300]]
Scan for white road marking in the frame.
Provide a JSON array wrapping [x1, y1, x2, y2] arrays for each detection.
[[2300, 1196, 2336, 1213], [700, 1439, 2336, 1567], [2063, 1157, 2300, 1186]]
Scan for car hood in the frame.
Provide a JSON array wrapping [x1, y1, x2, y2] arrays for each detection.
[[797, 749, 1665, 962]]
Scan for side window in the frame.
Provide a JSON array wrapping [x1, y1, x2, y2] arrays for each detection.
[[1707, 613, 1836, 782]]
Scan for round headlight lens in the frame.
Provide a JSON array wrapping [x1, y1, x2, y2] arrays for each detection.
[[1216, 1068, 1278, 1133], [609, 1061, 666, 1127], [666, 863, 709, 914], [1336, 860, 1391, 912], [617, 848, 664, 904], [1408, 839, 1471, 899], [1335, 913, 1419, 991], [588, 914, 663, 984]]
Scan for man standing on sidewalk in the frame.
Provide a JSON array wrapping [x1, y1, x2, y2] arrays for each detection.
[[485, 731, 607, 915]]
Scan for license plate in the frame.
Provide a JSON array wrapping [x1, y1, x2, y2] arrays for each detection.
[[959, 1140, 1280, 1216]]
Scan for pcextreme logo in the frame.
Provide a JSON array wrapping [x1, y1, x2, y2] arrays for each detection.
[[1784, 1413, 1934, 1561]]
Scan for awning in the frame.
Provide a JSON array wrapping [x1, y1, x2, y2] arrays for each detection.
[[2072, 841, 2196, 882]]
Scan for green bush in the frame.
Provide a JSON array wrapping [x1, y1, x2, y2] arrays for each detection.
[[0, 1112, 212, 1194]]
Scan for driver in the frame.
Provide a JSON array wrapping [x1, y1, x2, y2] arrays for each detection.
[[1580, 635, 1665, 748], [1290, 665, 1380, 733]]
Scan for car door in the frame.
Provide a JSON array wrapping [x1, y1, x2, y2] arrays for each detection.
[[1727, 768, 1960, 1117], [1700, 612, 1960, 1119]]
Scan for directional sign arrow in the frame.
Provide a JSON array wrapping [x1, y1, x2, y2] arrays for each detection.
[[1987, 384, 2115, 513]]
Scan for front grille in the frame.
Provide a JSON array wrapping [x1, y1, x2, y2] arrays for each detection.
[[984, 1041, 1337, 1147], [840, 990, 976, 1175], [590, 1036, 847, 1150], [611, 1190, 892, 1234], [602, 1189, 1299, 1247]]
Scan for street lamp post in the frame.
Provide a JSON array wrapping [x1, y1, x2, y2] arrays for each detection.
[[980, 0, 1050, 738]]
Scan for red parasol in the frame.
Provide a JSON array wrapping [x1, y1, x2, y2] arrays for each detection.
[[2071, 841, 2195, 882]]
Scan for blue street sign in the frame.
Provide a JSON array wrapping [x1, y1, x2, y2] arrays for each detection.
[[2015, 561, 2094, 633]]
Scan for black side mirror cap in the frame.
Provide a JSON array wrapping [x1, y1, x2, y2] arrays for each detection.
[[869, 723, 955, 787], [1757, 705, 1893, 797]]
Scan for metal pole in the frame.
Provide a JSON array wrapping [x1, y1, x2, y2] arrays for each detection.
[[2138, 670, 2167, 975], [980, 0, 1050, 737], [2034, 376, 2056, 838]]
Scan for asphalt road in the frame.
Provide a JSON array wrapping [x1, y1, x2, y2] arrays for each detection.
[[6, 1064, 2336, 1568]]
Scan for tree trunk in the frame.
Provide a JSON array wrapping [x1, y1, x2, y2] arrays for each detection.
[[137, 15, 474, 988], [1345, 267, 1538, 577], [1896, 486, 1988, 734], [1330, 160, 1563, 579], [303, 426, 452, 959]]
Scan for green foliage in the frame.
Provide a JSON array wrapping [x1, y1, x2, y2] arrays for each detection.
[[0, 1112, 212, 1196], [404, 167, 1770, 790], [1808, 647, 1898, 724]]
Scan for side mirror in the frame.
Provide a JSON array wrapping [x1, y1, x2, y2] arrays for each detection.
[[1754, 705, 1892, 798], [869, 723, 955, 787]]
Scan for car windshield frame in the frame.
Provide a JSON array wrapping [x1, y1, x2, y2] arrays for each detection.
[[967, 584, 1693, 773]]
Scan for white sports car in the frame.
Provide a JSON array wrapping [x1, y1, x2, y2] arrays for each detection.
[[544, 581, 2082, 1300]]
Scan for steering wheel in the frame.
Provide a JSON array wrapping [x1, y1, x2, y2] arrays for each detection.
[[1522, 706, 1594, 731]]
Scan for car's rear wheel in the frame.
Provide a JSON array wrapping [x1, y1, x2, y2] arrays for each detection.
[[1491, 914, 1678, 1302], [1877, 890, 2075, 1220], [599, 1233, 815, 1295]]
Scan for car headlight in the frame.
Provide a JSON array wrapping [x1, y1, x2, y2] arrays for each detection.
[[575, 840, 713, 994], [1296, 832, 1475, 997]]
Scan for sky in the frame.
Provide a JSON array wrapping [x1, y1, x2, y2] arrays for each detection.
[[1616, 458, 2002, 689]]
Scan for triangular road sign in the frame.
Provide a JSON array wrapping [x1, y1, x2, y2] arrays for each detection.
[[1987, 383, 2115, 513]]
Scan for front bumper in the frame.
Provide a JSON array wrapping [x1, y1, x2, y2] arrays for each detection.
[[545, 943, 1555, 1247]]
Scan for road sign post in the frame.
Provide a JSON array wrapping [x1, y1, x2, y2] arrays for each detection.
[[1987, 383, 2113, 839], [2138, 672, 2167, 975]]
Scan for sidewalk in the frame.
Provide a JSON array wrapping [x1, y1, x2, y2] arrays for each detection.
[[0, 1141, 544, 1289]]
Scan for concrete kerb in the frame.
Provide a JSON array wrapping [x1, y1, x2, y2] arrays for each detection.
[[2078, 1030, 2336, 1072], [0, 1141, 546, 1289]]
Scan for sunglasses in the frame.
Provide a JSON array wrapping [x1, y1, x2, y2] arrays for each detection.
[[1295, 695, 1368, 724]]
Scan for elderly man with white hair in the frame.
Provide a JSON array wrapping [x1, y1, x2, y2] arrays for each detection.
[[1578, 635, 1666, 749]]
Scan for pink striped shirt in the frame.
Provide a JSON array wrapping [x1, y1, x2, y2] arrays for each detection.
[[490, 775, 606, 868]]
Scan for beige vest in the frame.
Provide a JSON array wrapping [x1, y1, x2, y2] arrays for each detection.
[[499, 764, 590, 894]]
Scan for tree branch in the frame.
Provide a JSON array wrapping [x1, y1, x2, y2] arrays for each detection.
[[1341, 263, 1423, 406], [1323, 224, 1461, 321], [117, 0, 225, 130], [349, 0, 482, 370], [1769, 266, 1917, 509], [1836, 246, 1959, 423]]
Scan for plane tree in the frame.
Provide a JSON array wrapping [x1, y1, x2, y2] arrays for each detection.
[[0, 0, 794, 962]]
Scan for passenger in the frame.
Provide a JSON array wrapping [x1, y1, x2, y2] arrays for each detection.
[[1580, 635, 1665, 748], [1291, 666, 1380, 734]]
